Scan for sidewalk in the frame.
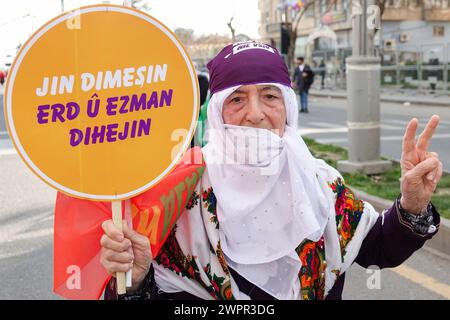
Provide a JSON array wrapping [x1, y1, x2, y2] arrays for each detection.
[[353, 187, 450, 260], [310, 88, 450, 107]]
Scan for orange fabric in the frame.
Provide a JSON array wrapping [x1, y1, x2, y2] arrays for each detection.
[[53, 147, 205, 300]]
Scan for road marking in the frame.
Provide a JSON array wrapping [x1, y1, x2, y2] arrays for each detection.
[[300, 123, 446, 134], [385, 118, 450, 127], [391, 264, 450, 300], [7, 227, 53, 242], [0, 148, 17, 156], [383, 119, 429, 126], [0, 138, 16, 155], [312, 133, 450, 144], [313, 138, 346, 143], [0, 248, 36, 260], [298, 127, 348, 135], [298, 124, 406, 134], [383, 119, 408, 125], [306, 121, 341, 128], [347, 121, 380, 130], [380, 124, 404, 130], [0, 209, 54, 260], [438, 119, 450, 126]]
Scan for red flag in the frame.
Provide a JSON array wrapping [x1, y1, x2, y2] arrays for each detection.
[[54, 147, 205, 299]]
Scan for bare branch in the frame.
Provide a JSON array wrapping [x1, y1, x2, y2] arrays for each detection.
[[374, 0, 387, 35], [227, 17, 236, 42], [377, 0, 386, 17], [292, 1, 316, 34]]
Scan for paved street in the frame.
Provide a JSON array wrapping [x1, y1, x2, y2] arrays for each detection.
[[1, 153, 450, 299], [0, 91, 450, 299], [299, 96, 450, 172], [0, 153, 58, 299], [344, 250, 450, 300]]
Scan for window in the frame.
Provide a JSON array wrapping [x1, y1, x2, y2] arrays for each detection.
[[321, 0, 327, 14], [344, 0, 349, 10], [433, 26, 445, 37], [305, 3, 315, 17], [393, 0, 404, 8], [321, 0, 344, 14], [409, 0, 420, 8]]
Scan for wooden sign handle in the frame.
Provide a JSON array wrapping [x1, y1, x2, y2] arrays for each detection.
[[111, 201, 126, 294], [116, 0, 131, 296]]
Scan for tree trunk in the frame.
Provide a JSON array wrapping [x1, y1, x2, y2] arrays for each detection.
[[287, 2, 314, 71], [288, 30, 297, 72]]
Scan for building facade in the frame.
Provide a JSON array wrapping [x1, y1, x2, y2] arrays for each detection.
[[258, 0, 450, 65], [259, 0, 352, 59], [382, 0, 450, 64]]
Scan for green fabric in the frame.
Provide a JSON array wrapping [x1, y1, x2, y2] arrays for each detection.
[[195, 96, 210, 147]]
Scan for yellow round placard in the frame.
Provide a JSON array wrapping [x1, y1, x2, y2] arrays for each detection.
[[4, 5, 199, 200]]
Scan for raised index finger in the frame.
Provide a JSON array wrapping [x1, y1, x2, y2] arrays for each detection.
[[402, 118, 418, 155], [417, 115, 440, 152]]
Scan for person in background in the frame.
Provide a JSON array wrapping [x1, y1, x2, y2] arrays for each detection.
[[0, 68, 5, 86], [291, 57, 314, 113], [198, 71, 209, 107], [428, 52, 439, 94]]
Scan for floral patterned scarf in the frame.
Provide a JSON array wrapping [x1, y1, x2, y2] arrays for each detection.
[[151, 163, 380, 300]]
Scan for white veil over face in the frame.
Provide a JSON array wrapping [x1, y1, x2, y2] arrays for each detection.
[[201, 83, 336, 299]]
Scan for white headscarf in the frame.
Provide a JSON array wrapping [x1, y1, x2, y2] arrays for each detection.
[[201, 83, 336, 299]]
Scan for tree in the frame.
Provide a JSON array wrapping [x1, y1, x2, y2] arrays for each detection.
[[130, 0, 151, 11], [182, 32, 232, 61], [174, 28, 195, 46], [283, 0, 316, 68], [284, 0, 387, 68]]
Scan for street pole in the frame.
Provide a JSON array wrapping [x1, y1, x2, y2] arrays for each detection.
[[61, 0, 64, 13], [337, 0, 391, 174]]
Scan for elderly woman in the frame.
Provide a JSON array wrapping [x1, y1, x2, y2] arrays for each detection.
[[101, 42, 442, 300]]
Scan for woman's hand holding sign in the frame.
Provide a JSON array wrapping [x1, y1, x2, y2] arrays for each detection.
[[400, 115, 443, 214], [100, 220, 152, 292]]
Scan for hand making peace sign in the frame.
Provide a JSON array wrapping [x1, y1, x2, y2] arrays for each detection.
[[400, 115, 443, 214]]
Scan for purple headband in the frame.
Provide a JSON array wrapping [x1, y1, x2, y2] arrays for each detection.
[[206, 42, 291, 95]]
